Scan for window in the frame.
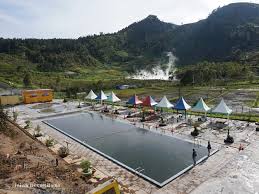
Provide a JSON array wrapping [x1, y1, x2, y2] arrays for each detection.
[[42, 93, 49, 96], [30, 94, 37, 97]]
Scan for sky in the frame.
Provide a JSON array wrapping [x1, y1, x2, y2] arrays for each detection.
[[0, 0, 258, 39]]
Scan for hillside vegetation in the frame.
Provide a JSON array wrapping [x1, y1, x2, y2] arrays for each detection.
[[0, 3, 258, 88]]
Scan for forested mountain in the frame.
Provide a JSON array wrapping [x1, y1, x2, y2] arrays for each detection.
[[171, 3, 259, 65], [0, 3, 259, 73], [118, 15, 177, 56]]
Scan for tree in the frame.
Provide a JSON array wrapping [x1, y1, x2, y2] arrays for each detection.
[[248, 72, 255, 83], [96, 80, 104, 90], [76, 92, 86, 108], [0, 105, 8, 133], [55, 76, 61, 91], [23, 73, 32, 87]]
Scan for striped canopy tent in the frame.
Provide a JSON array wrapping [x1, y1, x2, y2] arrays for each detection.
[[96, 90, 107, 104], [156, 96, 174, 109], [174, 97, 191, 118], [191, 98, 211, 116], [127, 94, 142, 106], [212, 99, 232, 119], [142, 96, 157, 107], [85, 90, 97, 100], [106, 91, 121, 103]]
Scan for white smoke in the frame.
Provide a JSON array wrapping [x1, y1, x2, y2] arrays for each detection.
[[128, 52, 177, 80]]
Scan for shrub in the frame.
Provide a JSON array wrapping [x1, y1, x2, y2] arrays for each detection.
[[24, 120, 31, 129], [34, 125, 42, 137], [45, 138, 54, 147], [80, 160, 91, 174], [58, 146, 69, 158], [191, 127, 199, 137], [13, 111, 18, 122], [5, 109, 10, 117]]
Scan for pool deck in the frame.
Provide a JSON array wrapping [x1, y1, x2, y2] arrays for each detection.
[[10, 100, 259, 194]]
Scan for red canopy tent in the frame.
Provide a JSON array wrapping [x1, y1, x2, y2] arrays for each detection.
[[142, 96, 157, 107]]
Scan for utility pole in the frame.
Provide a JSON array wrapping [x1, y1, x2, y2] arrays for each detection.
[[178, 85, 181, 98], [192, 74, 195, 86]]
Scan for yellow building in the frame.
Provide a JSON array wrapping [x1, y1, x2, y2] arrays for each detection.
[[0, 95, 21, 105], [22, 89, 53, 104], [88, 179, 120, 194]]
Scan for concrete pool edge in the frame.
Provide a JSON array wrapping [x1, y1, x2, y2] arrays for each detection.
[[42, 118, 216, 187], [160, 148, 218, 186]]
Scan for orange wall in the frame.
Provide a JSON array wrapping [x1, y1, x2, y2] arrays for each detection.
[[23, 89, 53, 104]]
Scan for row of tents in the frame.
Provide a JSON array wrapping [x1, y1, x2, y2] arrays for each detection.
[[85, 90, 233, 115], [86, 90, 121, 102]]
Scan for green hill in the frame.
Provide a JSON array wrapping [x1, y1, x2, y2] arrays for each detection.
[[0, 3, 258, 87]]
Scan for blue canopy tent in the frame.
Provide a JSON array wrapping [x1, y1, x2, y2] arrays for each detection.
[[127, 94, 143, 106], [174, 97, 191, 119], [95, 90, 107, 104]]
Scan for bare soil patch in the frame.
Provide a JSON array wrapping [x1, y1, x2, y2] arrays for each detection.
[[0, 122, 94, 194]]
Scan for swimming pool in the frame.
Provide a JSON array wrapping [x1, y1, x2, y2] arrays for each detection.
[[43, 112, 209, 187]]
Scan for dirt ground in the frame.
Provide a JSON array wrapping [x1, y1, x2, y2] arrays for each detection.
[[0, 122, 95, 194]]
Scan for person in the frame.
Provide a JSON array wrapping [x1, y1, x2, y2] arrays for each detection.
[[192, 149, 197, 166], [56, 158, 59, 167], [207, 141, 212, 156], [239, 144, 244, 151]]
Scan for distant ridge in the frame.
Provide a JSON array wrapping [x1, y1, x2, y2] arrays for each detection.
[[0, 2, 259, 72]]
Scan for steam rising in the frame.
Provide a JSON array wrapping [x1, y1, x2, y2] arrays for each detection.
[[129, 52, 177, 80]]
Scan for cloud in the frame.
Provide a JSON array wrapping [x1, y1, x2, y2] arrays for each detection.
[[0, 0, 258, 38], [0, 11, 20, 24]]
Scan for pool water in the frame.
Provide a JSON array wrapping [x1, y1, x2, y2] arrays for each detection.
[[44, 112, 208, 187]]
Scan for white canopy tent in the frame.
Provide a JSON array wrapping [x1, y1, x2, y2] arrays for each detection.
[[191, 98, 211, 114], [156, 96, 174, 108], [85, 90, 97, 100], [212, 99, 232, 115], [212, 99, 232, 123]]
